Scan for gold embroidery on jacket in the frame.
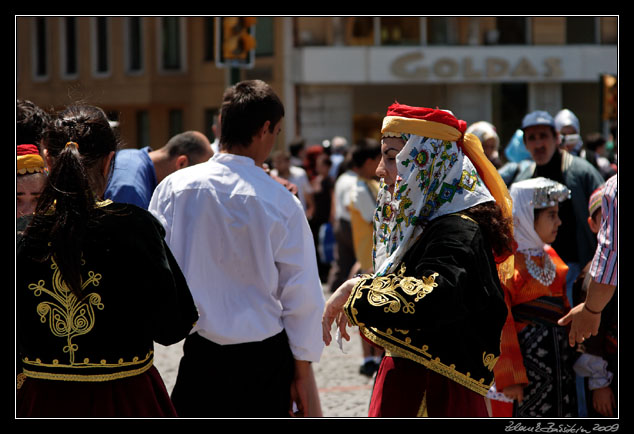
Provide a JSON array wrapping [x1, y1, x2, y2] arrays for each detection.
[[417, 391, 428, 417], [361, 326, 493, 396], [344, 268, 498, 396], [361, 264, 438, 314], [482, 352, 499, 371], [28, 256, 104, 365]]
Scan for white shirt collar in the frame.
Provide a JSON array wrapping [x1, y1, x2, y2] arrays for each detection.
[[212, 151, 256, 166]]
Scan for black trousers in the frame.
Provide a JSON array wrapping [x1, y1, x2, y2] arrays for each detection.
[[170, 331, 295, 418]]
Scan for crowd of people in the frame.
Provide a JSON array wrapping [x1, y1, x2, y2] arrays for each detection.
[[16, 80, 617, 419]]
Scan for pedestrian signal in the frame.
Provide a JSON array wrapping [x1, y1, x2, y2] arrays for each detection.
[[216, 17, 256, 68]]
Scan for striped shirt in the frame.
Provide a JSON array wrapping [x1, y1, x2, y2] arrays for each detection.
[[589, 174, 617, 286]]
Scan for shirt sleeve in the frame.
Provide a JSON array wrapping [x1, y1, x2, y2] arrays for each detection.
[[273, 205, 325, 362], [573, 353, 613, 390], [589, 176, 618, 286]]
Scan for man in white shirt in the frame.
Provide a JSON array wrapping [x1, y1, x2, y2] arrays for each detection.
[[149, 80, 325, 418]]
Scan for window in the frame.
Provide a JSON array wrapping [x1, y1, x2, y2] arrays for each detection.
[[33, 17, 48, 79], [255, 17, 274, 56], [496, 17, 527, 45], [566, 17, 596, 44], [136, 110, 150, 148], [380, 17, 420, 45], [126, 17, 144, 73], [168, 109, 183, 137], [161, 17, 184, 71], [345, 17, 374, 45], [61, 17, 78, 77], [93, 17, 110, 75], [204, 108, 219, 142], [204, 17, 215, 61], [427, 17, 457, 45]]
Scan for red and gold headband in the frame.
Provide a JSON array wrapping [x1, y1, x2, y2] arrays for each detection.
[[17, 144, 46, 175]]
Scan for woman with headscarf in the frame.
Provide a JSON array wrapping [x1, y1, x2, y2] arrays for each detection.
[[322, 103, 515, 417], [493, 177, 579, 417], [555, 109, 583, 156]]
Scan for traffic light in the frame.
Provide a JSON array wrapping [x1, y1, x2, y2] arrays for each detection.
[[601, 74, 617, 121], [217, 17, 256, 67]]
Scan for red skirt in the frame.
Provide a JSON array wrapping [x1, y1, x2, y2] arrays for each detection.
[[369, 356, 489, 417], [16, 366, 177, 418]]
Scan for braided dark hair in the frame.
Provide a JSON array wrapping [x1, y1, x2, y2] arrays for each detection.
[[24, 104, 119, 300]]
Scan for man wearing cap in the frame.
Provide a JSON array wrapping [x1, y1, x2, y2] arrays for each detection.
[[514, 111, 604, 292]]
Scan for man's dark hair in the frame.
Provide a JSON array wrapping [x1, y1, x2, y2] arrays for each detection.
[[165, 131, 210, 162], [350, 138, 381, 168], [220, 80, 284, 150]]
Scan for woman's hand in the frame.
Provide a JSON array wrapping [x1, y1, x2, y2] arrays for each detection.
[[322, 277, 360, 346]]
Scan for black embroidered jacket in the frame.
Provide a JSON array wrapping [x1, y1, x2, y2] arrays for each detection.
[[16, 201, 198, 383], [344, 213, 508, 396]]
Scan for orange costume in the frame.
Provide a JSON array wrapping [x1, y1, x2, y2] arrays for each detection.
[[494, 246, 569, 391], [492, 177, 578, 417]]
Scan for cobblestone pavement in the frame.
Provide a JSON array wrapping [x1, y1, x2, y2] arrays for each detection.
[[153, 292, 374, 418]]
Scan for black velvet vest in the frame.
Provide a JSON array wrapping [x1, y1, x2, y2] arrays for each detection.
[[344, 213, 508, 396], [16, 202, 198, 383]]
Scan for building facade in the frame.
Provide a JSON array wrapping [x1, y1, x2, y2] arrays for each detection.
[[16, 16, 618, 154]]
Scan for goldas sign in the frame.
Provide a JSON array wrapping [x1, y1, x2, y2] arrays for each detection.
[[390, 52, 563, 81]]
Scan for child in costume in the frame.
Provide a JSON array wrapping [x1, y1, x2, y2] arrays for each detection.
[[494, 177, 578, 417]]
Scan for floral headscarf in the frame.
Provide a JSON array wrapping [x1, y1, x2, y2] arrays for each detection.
[[373, 103, 514, 280]]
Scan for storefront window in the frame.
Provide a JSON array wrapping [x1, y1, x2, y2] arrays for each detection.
[[496, 17, 527, 45], [345, 17, 374, 45], [380, 17, 420, 45], [566, 17, 596, 44], [427, 17, 457, 45], [295, 17, 331, 46]]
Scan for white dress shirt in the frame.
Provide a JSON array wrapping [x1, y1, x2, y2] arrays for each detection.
[[149, 152, 325, 362]]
